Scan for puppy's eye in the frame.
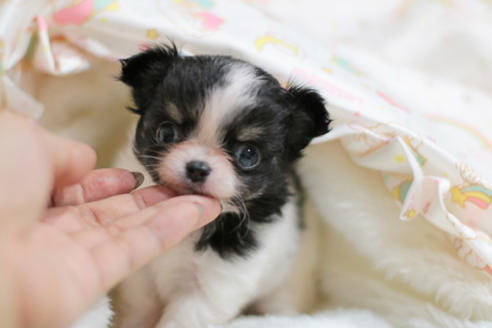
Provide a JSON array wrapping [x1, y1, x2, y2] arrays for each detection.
[[156, 121, 178, 143], [235, 144, 261, 170]]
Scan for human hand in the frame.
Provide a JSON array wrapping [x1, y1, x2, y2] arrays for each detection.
[[0, 111, 221, 328]]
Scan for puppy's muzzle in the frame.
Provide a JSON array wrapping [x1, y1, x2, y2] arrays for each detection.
[[186, 160, 211, 184]]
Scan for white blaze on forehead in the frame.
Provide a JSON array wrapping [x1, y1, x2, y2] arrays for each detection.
[[195, 63, 262, 145]]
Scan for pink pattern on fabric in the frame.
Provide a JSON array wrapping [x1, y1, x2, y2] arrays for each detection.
[[35, 15, 48, 31], [293, 68, 363, 105], [53, 0, 94, 26], [468, 198, 489, 209], [376, 90, 410, 113], [195, 11, 223, 30]]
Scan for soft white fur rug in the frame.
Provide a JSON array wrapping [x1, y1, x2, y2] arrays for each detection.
[[299, 142, 492, 328]]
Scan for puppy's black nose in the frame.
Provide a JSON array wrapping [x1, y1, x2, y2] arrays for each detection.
[[186, 161, 211, 183]]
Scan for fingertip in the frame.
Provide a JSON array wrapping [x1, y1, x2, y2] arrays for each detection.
[[196, 198, 221, 227], [47, 135, 97, 188], [174, 195, 221, 228], [58, 142, 97, 187], [125, 195, 221, 256], [75, 142, 97, 170]]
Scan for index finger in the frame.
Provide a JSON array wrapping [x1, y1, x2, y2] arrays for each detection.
[[89, 195, 221, 290], [39, 125, 96, 189], [0, 111, 96, 227], [52, 169, 145, 206], [43, 185, 176, 232]]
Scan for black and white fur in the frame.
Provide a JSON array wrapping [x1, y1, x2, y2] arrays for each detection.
[[111, 45, 331, 328]]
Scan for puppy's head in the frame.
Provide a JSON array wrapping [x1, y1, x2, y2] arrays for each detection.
[[120, 45, 330, 210]]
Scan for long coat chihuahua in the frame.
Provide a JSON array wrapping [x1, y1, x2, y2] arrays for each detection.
[[111, 45, 330, 328]]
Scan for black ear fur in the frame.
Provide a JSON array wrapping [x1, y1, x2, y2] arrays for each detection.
[[285, 85, 331, 157], [119, 44, 180, 113], [120, 43, 179, 88]]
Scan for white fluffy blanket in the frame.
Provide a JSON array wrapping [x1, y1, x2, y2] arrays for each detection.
[[2, 0, 492, 327]]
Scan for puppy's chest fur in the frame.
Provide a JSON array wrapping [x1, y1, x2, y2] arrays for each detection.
[[150, 193, 302, 303]]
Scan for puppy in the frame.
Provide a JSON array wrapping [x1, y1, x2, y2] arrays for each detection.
[[111, 45, 331, 328]]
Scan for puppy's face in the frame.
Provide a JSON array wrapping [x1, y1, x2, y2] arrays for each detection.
[[120, 46, 330, 210]]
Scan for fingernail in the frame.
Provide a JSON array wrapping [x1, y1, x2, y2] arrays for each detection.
[[194, 203, 204, 219], [131, 172, 144, 190], [192, 198, 221, 228]]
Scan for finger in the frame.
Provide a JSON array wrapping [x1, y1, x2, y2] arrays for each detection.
[[88, 195, 220, 290], [68, 191, 196, 248], [43, 185, 176, 233], [0, 111, 53, 224], [0, 111, 96, 226], [39, 128, 96, 189], [52, 169, 145, 206]]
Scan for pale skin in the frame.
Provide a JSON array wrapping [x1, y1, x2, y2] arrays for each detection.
[[0, 110, 221, 328]]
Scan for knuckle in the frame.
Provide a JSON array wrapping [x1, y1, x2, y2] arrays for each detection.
[[77, 205, 102, 227], [132, 193, 148, 211], [105, 224, 125, 237]]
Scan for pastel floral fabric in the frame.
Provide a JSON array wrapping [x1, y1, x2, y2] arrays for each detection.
[[2, 0, 492, 277]]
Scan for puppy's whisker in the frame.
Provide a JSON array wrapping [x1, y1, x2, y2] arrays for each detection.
[[229, 197, 250, 235], [138, 155, 163, 161]]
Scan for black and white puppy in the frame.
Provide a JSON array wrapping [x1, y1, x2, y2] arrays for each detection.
[[111, 45, 330, 328]]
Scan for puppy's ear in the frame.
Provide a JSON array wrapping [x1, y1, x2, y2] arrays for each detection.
[[119, 44, 179, 113], [120, 44, 179, 88], [285, 85, 331, 158]]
